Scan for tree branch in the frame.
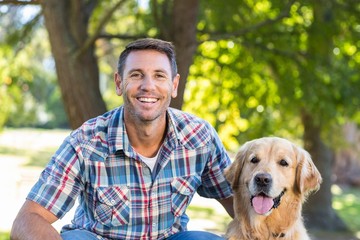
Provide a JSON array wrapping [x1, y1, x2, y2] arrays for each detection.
[[150, 0, 160, 33], [74, 0, 128, 59], [203, 0, 296, 42], [241, 39, 306, 66], [0, 0, 40, 5], [97, 33, 148, 40]]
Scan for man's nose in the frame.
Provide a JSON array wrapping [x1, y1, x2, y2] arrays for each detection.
[[140, 75, 156, 90]]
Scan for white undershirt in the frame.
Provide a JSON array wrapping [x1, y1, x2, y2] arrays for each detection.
[[138, 150, 161, 172]]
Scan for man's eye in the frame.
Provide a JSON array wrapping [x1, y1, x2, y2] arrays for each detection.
[[155, 74, 167, 80], [130, 73, 142, 79]]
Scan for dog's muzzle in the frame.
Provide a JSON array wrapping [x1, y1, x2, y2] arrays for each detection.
[[250, 173, 286, 215]]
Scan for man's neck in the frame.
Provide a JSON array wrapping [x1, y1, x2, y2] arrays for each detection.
[[124, 114, 167, 158]]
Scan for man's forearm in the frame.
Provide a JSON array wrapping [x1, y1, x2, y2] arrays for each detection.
[[11, 212, 62, 240], [217, 196, 235, 219]]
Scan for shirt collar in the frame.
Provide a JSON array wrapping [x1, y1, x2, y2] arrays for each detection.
[[108, 106, 180, 155]]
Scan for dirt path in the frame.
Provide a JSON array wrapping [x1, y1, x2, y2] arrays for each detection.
[[0, 129, 74, 232]]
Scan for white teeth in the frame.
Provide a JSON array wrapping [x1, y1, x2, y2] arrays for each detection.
[[138, 97, 157, 103]]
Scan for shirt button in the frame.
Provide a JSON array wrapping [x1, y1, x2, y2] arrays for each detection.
[[185, 188, 190, 193], [111, 199, 116, 204]]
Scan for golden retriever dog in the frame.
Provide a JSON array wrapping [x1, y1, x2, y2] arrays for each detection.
[[225, 137, 322, 240]]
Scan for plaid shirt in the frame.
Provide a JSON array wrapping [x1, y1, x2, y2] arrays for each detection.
[[28, 106, 232, 240]]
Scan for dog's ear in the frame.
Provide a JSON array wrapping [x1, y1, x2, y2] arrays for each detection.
[[225, 144, 248, 190], [294, 146, 322, 197]]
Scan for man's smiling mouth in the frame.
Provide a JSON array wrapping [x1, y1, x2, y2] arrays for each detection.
[[137, 97, 158, 103]]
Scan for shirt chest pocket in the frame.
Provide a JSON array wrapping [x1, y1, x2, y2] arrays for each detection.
[[94, 186, 130, 227], [171, 175, 201, 217]]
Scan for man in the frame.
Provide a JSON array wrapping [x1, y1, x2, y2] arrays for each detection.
[[11, 38, 234, 240]]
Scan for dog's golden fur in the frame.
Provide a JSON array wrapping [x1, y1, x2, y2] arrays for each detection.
[[225, 137, 322, 240]]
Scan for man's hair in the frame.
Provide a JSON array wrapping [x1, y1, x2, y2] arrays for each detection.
[[117, 38, 178, 79]]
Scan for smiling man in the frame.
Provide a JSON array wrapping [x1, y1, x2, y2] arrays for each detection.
[[11, 38, 234, 240]]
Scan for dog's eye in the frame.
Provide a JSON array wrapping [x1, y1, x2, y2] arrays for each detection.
[[250, 157, 259, 164], [279, 159, 289, 167]]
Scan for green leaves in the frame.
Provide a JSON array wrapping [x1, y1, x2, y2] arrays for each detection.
[[183, 0, 360, 150]]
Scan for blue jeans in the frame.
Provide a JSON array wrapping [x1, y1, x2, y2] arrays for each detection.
[[167, 230, 224, 240], [61, 229, 224, 240]]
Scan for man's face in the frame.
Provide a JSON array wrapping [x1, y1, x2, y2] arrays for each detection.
[[114, 50, 179, 123]]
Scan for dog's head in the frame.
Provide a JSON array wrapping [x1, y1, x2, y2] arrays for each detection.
[[225, 137, 322, 216]]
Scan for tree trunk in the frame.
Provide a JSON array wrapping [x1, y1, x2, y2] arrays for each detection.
[[300, 0, 347, 231], [301, 110, 347, 231], [162, 0, 199, 110], [40, 0, 107, 129]]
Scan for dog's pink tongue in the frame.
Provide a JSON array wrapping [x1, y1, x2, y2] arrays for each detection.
[[252, 195, 273, 215]]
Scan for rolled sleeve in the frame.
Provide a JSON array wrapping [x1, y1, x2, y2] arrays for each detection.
[[27, 136, 83, 219], [197, 126, 233, 199]]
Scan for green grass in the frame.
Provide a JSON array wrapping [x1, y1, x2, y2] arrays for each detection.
[[26, 148, 56, 167], [0, 232, 10, 240], [0, 146, 18, 156], [332, 185, 360, 234], [186, 205, 232, 233], [0, 127, 69, 167], [0, 145, 56, 167]]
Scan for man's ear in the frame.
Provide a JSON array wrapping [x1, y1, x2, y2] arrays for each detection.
[[294, 146, 322, 197], [171, 74, 180, 98], [114, 72, 123, 96]]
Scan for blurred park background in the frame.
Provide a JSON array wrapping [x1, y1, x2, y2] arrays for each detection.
[[0, 0, 360, 239]]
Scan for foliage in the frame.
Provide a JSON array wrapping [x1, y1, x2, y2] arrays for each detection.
[[184, 40, 296, 151], [1, 0, 359, 140], [182, 0, 360, 151], [0, 6, 69, 129], [0, 47, 13, 129]]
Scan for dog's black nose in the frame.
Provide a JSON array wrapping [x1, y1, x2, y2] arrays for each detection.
[[255, 173, 272, 187]]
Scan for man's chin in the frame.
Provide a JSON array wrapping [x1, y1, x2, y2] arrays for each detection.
[[131, 111, 165, 123], [124, 103, 168, 123]]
